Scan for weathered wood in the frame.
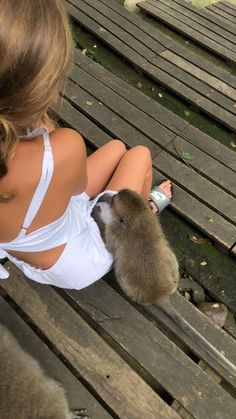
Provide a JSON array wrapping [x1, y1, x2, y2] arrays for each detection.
[[153, 151, 236, 225], [160, 50, 236, 101], [0, 295, 110, 418], [65, 280, 236, 418], [65, 0, 236, 131], [138, 1, 236, 63], [0, 272, 179, 419], [52, 98, 111, 148], [167, 136, 236, 196], [64, 79, 162, 158], [69, 64, 175, 147], [181, 125, 236, 173], [211, 1, 236, 18], [51, 94, 236, 252], [145, 291, 236, 388], [230, 243, 236, 257], [158, 0, 236, 45], [207, 2, 236, 24], [98, 0, 236, 89], [171, 0, 236, 35], [73, 51, 236, 173], [73, 49, 188, 134]]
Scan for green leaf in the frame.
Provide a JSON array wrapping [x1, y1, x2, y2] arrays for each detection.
[[181, 151, 193, 160]]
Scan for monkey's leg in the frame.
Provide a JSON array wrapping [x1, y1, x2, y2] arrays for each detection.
[[71, 408, 90, 419]]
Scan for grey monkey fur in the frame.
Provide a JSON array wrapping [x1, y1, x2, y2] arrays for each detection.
[[92, 189, 236, 377], [0, 325, 89, 419]]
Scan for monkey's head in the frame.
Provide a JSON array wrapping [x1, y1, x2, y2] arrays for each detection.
[[109, 189, 152, 233]]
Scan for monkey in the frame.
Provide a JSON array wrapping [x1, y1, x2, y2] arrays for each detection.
[[0, 325, 89, 419], [92, 189, 236, 377]]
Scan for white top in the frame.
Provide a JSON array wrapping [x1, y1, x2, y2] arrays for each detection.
[[0, 127, 73, 278]]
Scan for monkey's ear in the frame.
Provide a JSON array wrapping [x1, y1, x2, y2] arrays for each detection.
[[119, 217, 128, 229]]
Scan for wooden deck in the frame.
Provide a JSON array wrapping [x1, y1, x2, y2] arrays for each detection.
[[1, 1, 236, 418], [1, 266, 236, 418]]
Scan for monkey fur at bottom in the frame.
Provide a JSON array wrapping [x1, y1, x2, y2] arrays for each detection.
[[92, 189, 236, 377], [0, 325, 89, 419]]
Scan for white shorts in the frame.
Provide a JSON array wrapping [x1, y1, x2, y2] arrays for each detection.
[[7, 192, 115, 290]]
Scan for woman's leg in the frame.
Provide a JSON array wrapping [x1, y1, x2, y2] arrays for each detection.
[[85, 140, 127, 197], [106, 145, 172, 209], [106, 145, 153, 197]]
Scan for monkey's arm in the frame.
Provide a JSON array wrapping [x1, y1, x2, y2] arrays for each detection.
[[91, 205, 106, 241]]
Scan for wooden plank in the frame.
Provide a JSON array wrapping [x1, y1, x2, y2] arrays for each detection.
[[171, 0, 236, 35], [153, 151, 236, 225], [213, 1, 236, 18], [52, 98, 111, 147], [144, 290, 236, 388], [0, 295, 110, 418], [167, 136, 236, 197], [64, 79, 162, 158], [224, 0, 236, 12], [53, 95, 236, 251], [98, 0, 236, 89], [231, 243, 236, 257], [158, 0, 236, 45], [73, 49, 188, 133], [67, 0, 162, 60], [0, 273, 180, 419], [69, 64, 175, 146], [207, 3, 236, 24], [150, 55, 236, 116], [65, 0, 236, 131], [138, 1, 236, 63], [153, 169, 236, 251], [160, 50, 236, 101], [181, 125, 236, 172], [142, 61, 236, 131], [80, 0, 236, 116], [73, 51, 236, 173], [65, 280, 236, 417]]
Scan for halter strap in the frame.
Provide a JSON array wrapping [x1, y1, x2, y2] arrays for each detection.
[[20, 127, 54, 233]]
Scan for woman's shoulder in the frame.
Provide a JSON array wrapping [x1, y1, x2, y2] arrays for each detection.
[[49, 128, 87, 193]]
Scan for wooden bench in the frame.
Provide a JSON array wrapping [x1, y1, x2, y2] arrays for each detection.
[[1, 262, 236, 418], [64, 0, 236, 132], [207, 0, 236, 25], [53, 49, 236, 257], [138, 0, 236, 64]]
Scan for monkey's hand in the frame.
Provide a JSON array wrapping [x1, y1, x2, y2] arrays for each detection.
[[71, 408, 90, 419], [91, 205, 106, 241]]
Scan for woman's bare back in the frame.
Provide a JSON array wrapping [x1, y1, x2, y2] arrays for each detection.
[[0, 128, 87, 269]]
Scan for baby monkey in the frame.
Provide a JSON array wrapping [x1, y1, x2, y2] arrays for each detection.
[[0, 325, 89, 419], [92, 189, 236, 377]]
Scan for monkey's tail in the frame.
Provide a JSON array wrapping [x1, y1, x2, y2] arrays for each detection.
[[162, 304, 236, 378]]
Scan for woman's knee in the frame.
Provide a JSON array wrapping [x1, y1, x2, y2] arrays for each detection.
[[132, 145, 152, 164], [108, 139, 127, 155]]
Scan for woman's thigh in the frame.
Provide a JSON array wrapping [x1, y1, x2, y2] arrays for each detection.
[[85, 140, 126, 197], [107, 145, 152, 198]]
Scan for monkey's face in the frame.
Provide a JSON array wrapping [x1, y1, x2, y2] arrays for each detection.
[[110, 189, 151, 231]]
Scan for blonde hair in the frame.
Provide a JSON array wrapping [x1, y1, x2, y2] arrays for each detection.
[[0, 0, 72, 182]]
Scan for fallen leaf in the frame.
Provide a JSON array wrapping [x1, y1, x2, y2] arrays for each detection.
[[200, 261, 207, 266], [188, 235, 211, 244], [158, 93, 163, 98], [86, 101, 93, 106], [82, 49, 88, 55], [137, 82, 143, 88], [231, 141, 236, 148], [184, 110, 191, 116], [181, 151, 193, 160], [207, 216, 214, 223]]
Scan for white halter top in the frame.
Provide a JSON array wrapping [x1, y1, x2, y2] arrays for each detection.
[[0, 127, 73, 278]]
